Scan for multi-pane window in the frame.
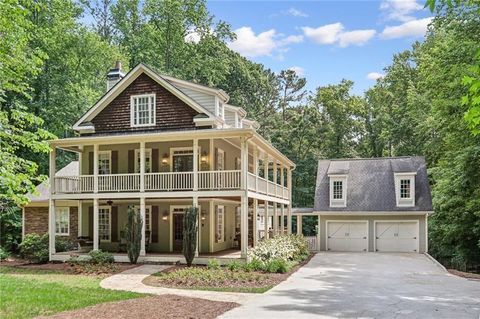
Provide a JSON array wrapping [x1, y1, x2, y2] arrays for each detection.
[[216, 205, 225, 243], [98, 151, 111, 175], [131, 94, 155, 127], [55, 207, 69, 235], [133, 206, 151, 232], [99, 207, 111, 242], [134, 149, 152, 173], [333, 180, 343, 199], [400, 179, 411, 199]]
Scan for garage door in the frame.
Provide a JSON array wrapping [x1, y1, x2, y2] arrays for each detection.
[[327, 221, 368, 252], [375, 221, 418, 252]]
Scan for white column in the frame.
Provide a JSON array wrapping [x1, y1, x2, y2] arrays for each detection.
[[48, 200, 56, 260], [193, 139, 198, 191], [140, 142, 145, 192], [297, 215, 303, 236], [273, 203, 278, 236], [93, 198, 99, 250], [253, 199, 258, 246], [193, 196, 199, 257], [253, 147, 258, 191], [280, 204, 285, 235], [78, 200, 82, 237], [264, 201, 269, 239], [209, 200, 214, 253], [317, 215, 321, 252], [240, 194, 248, 258], [273, 161, 278, 197], [140, 197, 146, 256], [93, 144, 99, 193], [240, 138, 248, 190], [264, 155, 269, 195], [287, 168, 293, 234]]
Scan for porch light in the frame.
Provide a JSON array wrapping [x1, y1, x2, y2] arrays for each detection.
[[162, 153, 168, 165], [162, 211, 169, 221], [201, 211, 206, 221], [201, 151, 208, 164]]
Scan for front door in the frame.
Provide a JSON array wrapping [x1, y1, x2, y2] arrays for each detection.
[[173, 214, 184, 252]]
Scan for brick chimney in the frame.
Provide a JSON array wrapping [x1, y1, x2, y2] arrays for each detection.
[[106, 61, 125, 91]]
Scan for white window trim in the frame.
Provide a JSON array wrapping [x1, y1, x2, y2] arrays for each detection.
[[99, 205, 111, 243], [394, 173, 416, 207], [216, 205, 225, 243], [329, 175, 347, 208], [55, 207, 70, 236], [98, 150, 111, 175], [134, 148, 152, 173], [169, 146, 201, 171], [130, 93, 156, 127]]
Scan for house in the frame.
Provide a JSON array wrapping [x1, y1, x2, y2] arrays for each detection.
[[294, 157, 433, 253], [22, 62, 295, 263]]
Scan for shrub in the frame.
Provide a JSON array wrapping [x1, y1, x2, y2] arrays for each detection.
[[226, 260, 243, 272], [126, 205, 142, 264], [55, 238, 76, 253], [19, 233, 49, 263], [244, 258, 263, 272], [265, 259, 289, 273], [88, 250, 114, 264], [0, 247, 10, 261], [183, 206, 198, 267], [207, 258, 220, 270]]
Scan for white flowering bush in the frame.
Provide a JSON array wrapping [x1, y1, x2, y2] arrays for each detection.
[[248, 234, 309, 268]]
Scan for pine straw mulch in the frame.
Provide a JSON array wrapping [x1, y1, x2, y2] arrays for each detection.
[[448, 268, 480, 280], [34, 294, 239, 319]]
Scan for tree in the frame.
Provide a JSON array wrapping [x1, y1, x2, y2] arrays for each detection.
[[182, 206, 198, 267], [277, 69, 307, 120], [126, 205, 142, 264]]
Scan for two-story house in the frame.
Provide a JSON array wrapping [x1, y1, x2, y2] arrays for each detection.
[[23, 62, 295, 263]]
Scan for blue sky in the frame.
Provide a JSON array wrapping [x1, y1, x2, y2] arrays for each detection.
[[207, 0, 433, 95]]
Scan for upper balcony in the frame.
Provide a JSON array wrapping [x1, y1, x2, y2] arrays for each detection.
[[50, 129, 293, 202]]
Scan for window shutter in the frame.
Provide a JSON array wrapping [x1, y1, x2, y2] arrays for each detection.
[[88, 206, 93, 239], [111, 151, 118, 174], [214, 148, 218, 170], [111, 206, 118, 242], [151, 206, 159, 243], [88, 152, 93, 175], [152, 149, 159, 173], [215, 205, 218, 243], [128, 150, 134, 173]]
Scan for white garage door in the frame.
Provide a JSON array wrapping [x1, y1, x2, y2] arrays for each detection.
[[327, 221, 368, 252], [375, 221, 418, 252]]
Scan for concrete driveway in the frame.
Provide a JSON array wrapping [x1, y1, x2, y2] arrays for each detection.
[[220, 253, 480, 319]]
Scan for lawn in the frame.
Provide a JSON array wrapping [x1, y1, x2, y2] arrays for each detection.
[[0, 266, 144, 319]]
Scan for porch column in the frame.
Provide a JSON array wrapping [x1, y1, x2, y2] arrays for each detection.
[[93, 144, 99, 193], [140, 197, 146, 256], [240, 194, 248, 258], [264, 201, 269, 239], [273, 161, 278, 197], [297, 215, 303, 235], [273, 202, 278, 236], [253, 199, 258, 246], [193, 196, 199, 257], [48, 147, 56, 261], [287, 168, 293, 234], [264, 155, 269, 194], [253, 147, 258, 191], [193, 139, 198, 191], [280, 204, 285, 235], [93, 198, 99, 250], [140, 142, 145, 192], [78, 200, 82, 237]]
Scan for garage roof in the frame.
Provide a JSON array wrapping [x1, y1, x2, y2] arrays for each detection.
[[314, 156, 433, 212]]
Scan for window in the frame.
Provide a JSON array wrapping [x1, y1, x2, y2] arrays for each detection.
[[133, 205, 152, 232], [55, 207, 70, 235], [216, 205, 225, 243], [131, 94, 155, 127], [98, 151, 111, 175], [134, 149, 152, 173], [99, 207, 111, 242], [171, 148, 194, 172], [329, 176, 347, 207], [395, 173, 416, 207], [216, 148, 225, 170]]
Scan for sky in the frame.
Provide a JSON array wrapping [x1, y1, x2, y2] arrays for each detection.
[[207, 0, 433, 95]]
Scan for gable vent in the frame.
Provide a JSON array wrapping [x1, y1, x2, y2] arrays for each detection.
[[107, 61, 125, 91]]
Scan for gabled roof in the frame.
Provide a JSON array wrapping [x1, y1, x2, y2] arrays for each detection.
[[161, 74, 230, 102], [314, 156, 433, 212], [73, 63, 217, 131]]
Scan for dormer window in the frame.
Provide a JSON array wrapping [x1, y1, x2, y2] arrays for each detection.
[[131, 94, 156, 127], [395, 173, 416, 207], [329, 175, 347, 207]]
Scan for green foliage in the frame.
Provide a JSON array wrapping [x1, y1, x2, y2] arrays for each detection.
[[0, 206, 22, 253], [226, 260, 243, 272], [0, 247, 10, 261], [55, 238, 76, 253], [182, 206, 198, 267], [19, 233, 49, 263], [207, 258, 220, 270], [265, 259, 290, 274], [243, 258, 263, 272], [126, 205, 142, 264], [88, 249, 114, 264], [249, 235, 309, 269]]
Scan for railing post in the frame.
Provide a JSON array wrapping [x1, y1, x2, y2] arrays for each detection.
[[140, 142, 145, 192], [93, 144, 99, 193], [193, 138, 198, 191]]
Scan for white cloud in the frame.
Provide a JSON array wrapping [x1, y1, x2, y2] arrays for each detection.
[[302, 23, 376, 47], [380, 0, 423, 22], [288, 66, 305, 76], [367, 72, 385, 80], [184, 31, 201, 44], [228, 27, 303, 58], [287, 7, 308, 18], [381, 17, 433, 39]]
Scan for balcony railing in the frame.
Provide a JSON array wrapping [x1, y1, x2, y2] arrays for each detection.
[[54, 170, 289, 200]]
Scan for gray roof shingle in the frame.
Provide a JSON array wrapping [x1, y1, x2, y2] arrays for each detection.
[[314, 156, 433, 212]]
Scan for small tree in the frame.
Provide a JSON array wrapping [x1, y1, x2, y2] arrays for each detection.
[[126, 205, 142, 264], [183, 206, 198, 267]]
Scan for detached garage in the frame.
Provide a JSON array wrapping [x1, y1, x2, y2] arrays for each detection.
[[374, 221, 418, 253], [326, 221, 368, 252]]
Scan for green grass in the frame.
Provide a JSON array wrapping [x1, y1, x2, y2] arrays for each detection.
[[0, 266, 144, 319]]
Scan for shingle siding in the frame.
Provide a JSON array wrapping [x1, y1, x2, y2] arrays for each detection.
[[90, 73, 200, 134]]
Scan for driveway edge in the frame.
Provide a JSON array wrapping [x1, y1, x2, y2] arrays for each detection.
[[424, 253, 447, 272]]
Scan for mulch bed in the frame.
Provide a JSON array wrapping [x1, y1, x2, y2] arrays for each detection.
[[34, 294, 239, 319], [143, 253, 315, 292], [448, 268, 480, 280]]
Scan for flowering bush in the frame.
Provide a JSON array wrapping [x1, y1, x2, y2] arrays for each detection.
[[248, 234, 309, 269]]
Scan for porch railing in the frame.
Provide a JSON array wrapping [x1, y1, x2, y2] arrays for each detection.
[[145, 172, 193, 191], [198, 170, 241, 190]]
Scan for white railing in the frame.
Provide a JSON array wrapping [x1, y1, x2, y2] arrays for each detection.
[[98, 174, 140, 192], [247, 173, 256, 191], [54, 175, 94, 193], [198, 170, 241, 190], [247, 175, 289, 200], [257, 177, 267, 194], [305, 236, 318, 251], [145, 172, 193, 191]]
